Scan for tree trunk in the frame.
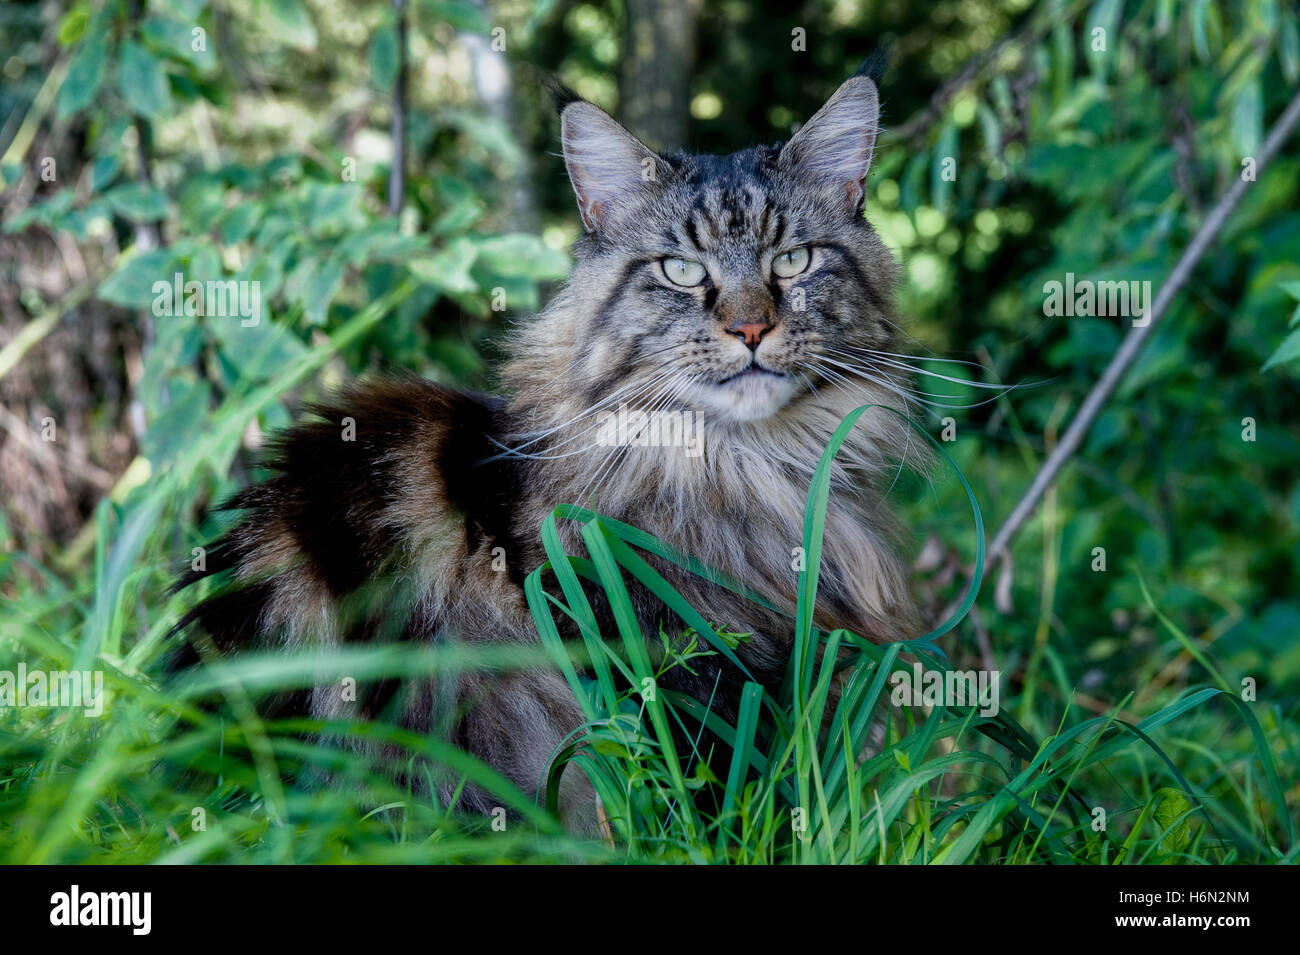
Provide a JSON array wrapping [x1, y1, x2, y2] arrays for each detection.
[[388, 0, 408, 214], [462, 0, 536, 231], [618, 0, 701, 151]]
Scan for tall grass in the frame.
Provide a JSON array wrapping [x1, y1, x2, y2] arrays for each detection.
[[0, 298, 1294, 862], [523, 407, 1295, 863]]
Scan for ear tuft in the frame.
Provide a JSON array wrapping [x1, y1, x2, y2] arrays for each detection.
[[560, 101, 664, 232], [852, 44, 891, 85], [544, 76, 584, 115], [780, 75, 881, 216]]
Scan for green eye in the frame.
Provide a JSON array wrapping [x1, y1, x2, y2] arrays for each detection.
[[662, 258, 708, 287], [772, 246, 810, 278]]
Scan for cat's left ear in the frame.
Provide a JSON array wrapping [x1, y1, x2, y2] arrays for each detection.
[[560, 100, 666, 232], [779, 74, 881, 215]]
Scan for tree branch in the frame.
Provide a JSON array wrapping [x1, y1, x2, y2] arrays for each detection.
[[984, 86, 1300, 578], [886, 0, 1088, 144]]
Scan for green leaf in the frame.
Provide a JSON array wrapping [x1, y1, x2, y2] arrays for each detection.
[[141, 17, 216, 71], [158, 0, 209, 19], [142, 378, 212, 469], [1151, 788, 1192, 855], [57, 33, 107, 120], [472, 233, 569, 280], [4, 192, 72, 234], [262, 0, 317, 50], [1230, 76, 1262, 157], [219, 203, 262, 244], [334, 223, 428, 266], [1051, 22, 1074, 102], [1282, 16, 1300, 84], [91, 154, 121, 192], [408, 237, 479, 294], [422, 0, 490, 32], [523, 0, 559, 36], [1155, 0, 1174, 34], [58, 10, 89, 46], [188, 244, 222, 283], [435, 110, 523, 164], [930, 121, 958, 210], [286, 257, 345, 324], [369, 25, 399, 90], [899, 149, 927, 215], [119, 40, 172, 119], [976, 101, 1001, 158], [1189, 0, 1211, 61], [1085, 0, 1122, 76], [307, 183, 362, 236], [138, 309, 203, 416], [431, 173, 484, 235], [239, 251, 286, 300], [1262, 327, 1300, 371], [99, 249, 177, 308], [104, 182, 172, 222], [212, 310, 307, 382], [185, 176, 231, 223]]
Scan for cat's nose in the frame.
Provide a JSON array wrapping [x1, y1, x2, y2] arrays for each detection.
[[728, 321, 772, 351]]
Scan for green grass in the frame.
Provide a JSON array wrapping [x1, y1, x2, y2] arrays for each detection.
[[0, 300, 1295, 863]]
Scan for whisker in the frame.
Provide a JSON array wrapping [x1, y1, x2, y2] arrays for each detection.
[[487, 364, 681, 460], [576, 373, 692, 506], [840, 344, 996, 372], [805, 359, 936, 503], [815, 354, 1025, 412], [841, 347, 1050, 393], [815, 353, 969, 401], [815, 354, 995, 411]]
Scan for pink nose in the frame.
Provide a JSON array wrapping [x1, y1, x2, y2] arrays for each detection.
[[729, 321, 771, 350]]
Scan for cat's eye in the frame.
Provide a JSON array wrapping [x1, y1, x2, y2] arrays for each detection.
[[772, 247, 811, 279], [662, 257, 708, 287]]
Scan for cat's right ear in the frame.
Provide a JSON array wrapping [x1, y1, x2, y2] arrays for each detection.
[[779, 73, 881, 216], [559, 100, 664, 232]]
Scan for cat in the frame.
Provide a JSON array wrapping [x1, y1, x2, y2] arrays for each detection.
[[176, 57, 925, 833]]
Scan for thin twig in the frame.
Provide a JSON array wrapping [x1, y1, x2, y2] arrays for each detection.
[[0, 280, 95, 382], [984, 86, 1300, 578], [885, 0, 1088, 143]]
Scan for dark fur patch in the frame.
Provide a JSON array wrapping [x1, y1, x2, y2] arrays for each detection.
[[439, 391, 526, 580], [175, 378, 520, 654], [545, 76, 584, 114], [853, 46, 891, 85]]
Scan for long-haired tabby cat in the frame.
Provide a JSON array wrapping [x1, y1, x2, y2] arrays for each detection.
[[177, 58, 925, 832]]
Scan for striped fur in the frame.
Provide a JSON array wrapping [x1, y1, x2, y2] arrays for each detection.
[[177, 71, 926, 832]]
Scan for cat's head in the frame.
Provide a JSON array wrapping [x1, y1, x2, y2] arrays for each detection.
[[555, 69, 899, 426]]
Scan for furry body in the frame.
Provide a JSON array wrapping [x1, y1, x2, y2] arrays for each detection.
[[178, 67, 924, 830]]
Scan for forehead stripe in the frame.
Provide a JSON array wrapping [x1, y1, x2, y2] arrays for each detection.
[[683, 212, 701, 249]]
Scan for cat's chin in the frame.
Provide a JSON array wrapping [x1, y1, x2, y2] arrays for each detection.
[[691, 369, 800, 423]]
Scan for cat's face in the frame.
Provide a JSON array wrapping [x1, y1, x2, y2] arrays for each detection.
[[560, 75, 897, 425]]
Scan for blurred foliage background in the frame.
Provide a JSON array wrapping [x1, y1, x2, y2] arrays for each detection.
[[0, 0, 1298, 860]]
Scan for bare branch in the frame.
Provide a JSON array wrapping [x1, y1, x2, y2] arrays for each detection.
[[886, 0, 1088, 144], [984, 87, 1300, 578]]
